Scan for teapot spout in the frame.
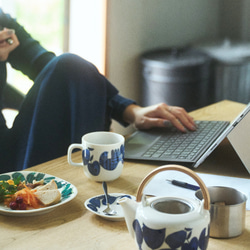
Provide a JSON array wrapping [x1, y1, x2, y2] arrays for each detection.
[[119, 197, 138, 239]]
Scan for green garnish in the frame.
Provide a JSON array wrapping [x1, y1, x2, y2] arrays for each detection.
[[0, 176, 22, 202], [13, 175, 22, 185]]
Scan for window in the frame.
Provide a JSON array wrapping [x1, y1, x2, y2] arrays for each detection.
[[1, 0, 106, 94], [69, 0, 107, 75]]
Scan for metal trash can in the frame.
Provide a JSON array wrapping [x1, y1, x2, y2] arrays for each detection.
[[141, 47, 212, 111], [194, 40, 250, 103]]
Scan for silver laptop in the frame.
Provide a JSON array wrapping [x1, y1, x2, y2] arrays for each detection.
[[125, 103, 250, 172]]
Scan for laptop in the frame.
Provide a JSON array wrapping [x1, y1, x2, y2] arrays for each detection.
[[125, 103, 250, 172]]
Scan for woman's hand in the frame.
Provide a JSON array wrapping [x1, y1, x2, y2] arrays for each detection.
[[123, 103, 197, 133], [0, 28, 19, 61]]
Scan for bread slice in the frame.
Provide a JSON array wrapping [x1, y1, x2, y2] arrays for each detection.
[[35, 179, 58, 191], [35, 189, 61, 206]]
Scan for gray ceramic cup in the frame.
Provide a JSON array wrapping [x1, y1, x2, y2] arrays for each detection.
[[195, 186, 247, 238]]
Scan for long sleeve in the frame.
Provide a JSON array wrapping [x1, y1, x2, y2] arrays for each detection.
[[0, 9, 55, 81], [108, 94, 136, 126], [0, 9, 55, 130]]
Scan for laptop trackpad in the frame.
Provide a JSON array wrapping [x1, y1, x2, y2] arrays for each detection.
[[125, 131, 159, 157]]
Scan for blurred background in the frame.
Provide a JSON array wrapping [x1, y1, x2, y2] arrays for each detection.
[[1, 0, 250, 134]]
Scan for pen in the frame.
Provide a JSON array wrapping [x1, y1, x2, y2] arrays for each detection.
[[166, 179, 200, 191]]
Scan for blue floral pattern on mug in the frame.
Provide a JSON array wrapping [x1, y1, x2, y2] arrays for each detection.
[[82, 144, 124, 176], [132, 219, 210, 250]]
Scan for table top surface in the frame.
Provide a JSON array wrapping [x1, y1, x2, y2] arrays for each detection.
[[1, 100, 250, 250]]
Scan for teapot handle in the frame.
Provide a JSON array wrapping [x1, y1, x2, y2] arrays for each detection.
[[136, 165, 210, 211]]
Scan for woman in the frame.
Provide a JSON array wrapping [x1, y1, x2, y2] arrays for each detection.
[[0, 9, 196, 173]]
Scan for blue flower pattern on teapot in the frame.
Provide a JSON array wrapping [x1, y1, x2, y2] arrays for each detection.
[[133, 219, 210, 250], [82, 144, 124, 176]]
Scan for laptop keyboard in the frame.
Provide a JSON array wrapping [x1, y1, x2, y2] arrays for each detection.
[[142, 121, 227, 161]]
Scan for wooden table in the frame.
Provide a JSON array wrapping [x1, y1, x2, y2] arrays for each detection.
[[1, 100, 250, 250]]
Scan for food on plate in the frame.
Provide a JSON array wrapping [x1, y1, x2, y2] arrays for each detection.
[[35, 179, 58, 191], [0, 178, 61, 210], [0, 177, 21, 203], [8, 185, 41, 209], [36, 189, 61, 206]]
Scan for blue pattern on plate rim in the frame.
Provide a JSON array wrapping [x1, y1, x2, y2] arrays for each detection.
[[0, 171, 73, 200], [87, 194, 132, 214]]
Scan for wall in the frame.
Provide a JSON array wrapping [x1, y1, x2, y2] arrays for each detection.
[[220, 0, 250, 41], [106, 0, 220, 134]]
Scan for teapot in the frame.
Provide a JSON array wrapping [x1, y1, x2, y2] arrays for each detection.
[[119, 165, 210, 250]]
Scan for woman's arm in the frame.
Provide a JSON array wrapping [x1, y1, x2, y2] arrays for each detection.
[[0, 28, 19, 61], [0, 9, 55, 80]]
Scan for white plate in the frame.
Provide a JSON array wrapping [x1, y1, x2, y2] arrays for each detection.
[[85, 193, 135, 221], [0, 171, 78, 216]]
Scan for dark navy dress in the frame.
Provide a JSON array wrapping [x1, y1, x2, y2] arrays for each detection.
[[0, 9, 134, 173]]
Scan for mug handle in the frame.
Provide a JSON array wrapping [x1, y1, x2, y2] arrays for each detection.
[[67, 143, 83, 167]]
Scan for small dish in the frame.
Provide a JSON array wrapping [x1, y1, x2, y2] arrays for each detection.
[[0, 171, 78, 216], [85, 193, 135, 221]]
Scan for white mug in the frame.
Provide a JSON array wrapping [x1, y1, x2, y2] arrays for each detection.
[[67, 131, 125, 182]]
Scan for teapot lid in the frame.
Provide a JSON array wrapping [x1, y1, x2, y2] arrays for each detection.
[[136, 165, 210, 211], [138, 195, 208, 227], [151, 197, 194, 215]]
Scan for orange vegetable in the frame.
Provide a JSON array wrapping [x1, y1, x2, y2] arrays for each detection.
[[7, 185, 43, 209]]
